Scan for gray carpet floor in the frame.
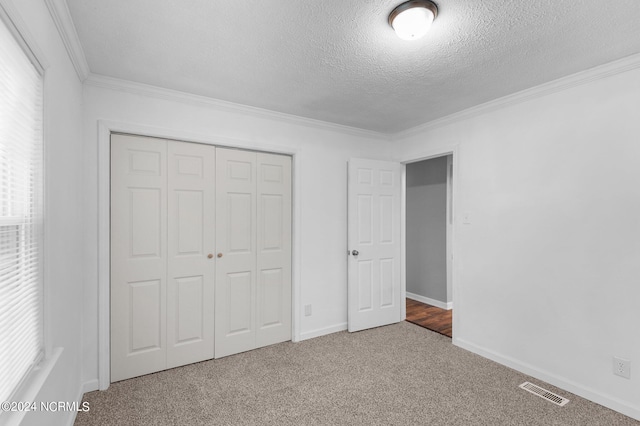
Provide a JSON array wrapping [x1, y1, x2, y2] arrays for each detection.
[[75, 322, 637, 425]]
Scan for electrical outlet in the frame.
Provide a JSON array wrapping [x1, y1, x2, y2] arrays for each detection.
[[304, 304, 312, 316], [613, 357, 631, 379]]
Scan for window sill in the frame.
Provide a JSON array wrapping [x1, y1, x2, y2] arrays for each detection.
[[0, 347, 63, 426]]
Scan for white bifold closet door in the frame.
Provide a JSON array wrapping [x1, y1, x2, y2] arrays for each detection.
[[111, 134, 216, 382], [215, 148, 292, 358], [166, 141, 216, 368], [111, 135, 169, 381], [111, 135, 291, 382]]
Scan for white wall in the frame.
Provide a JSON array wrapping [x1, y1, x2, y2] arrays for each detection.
[[406, 156, 448, 303], [80, 81, 394, 386], [395, 62, 640, 420], [0, 1, 85, 425]]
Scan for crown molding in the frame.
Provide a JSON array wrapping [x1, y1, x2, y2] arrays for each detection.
[[395, 52, 640, 140], [84, 73, 391, 141], [48, 1, 640, 143], [44, 0, 89, 81]]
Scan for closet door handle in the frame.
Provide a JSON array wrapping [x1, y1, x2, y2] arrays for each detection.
[[207, 253, 213, 259], [217, 253, 223, 258]]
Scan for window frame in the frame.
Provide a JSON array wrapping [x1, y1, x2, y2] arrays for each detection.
[[0, 1, 51, 420]]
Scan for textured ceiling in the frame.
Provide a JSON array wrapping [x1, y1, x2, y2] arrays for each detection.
[[66, 0, 640, 133]]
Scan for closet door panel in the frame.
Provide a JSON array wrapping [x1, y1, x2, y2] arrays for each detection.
[[215, 148, 257, 357], [111, 134, 168, 382], [256, 153, 292, 347], [167, 141, 216, 368]]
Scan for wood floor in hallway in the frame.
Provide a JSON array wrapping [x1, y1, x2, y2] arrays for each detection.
[[405, 298, 452, 338]]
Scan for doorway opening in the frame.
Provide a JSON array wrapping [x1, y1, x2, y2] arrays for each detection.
[[404, 154, 453, 338]]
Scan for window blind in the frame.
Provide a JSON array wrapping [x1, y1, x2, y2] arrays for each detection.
[[0, 16, 44, 403]]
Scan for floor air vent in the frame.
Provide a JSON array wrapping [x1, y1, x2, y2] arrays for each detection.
[[519, 382, 569, 406]]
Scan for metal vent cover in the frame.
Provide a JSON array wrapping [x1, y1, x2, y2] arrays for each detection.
[[519, 382, 570, 406]]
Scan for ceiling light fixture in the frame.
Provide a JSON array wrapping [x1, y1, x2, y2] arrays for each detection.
[[388, 0, 438, 41]]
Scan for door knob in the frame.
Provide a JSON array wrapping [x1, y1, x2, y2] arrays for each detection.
[[351, 250, 359, 256], [217, 253, 223, 258], [207, 253, 213, 259]]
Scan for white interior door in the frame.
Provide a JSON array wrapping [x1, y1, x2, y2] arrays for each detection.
[[111, 134, 168, 381], [215, 148, 258, 357], [348, 159, 402, 332], [256, 153, 292, 347], [166, 141, 215, 368]]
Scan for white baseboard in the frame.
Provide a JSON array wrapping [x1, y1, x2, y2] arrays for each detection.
[[453, 337, 640, 422], [299, 322, 348, 341], [406, 292, 452, 310], [82, 379, 99, 394]]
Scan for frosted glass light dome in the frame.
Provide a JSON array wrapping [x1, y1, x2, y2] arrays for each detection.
[[389, 1, 438, 41]]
